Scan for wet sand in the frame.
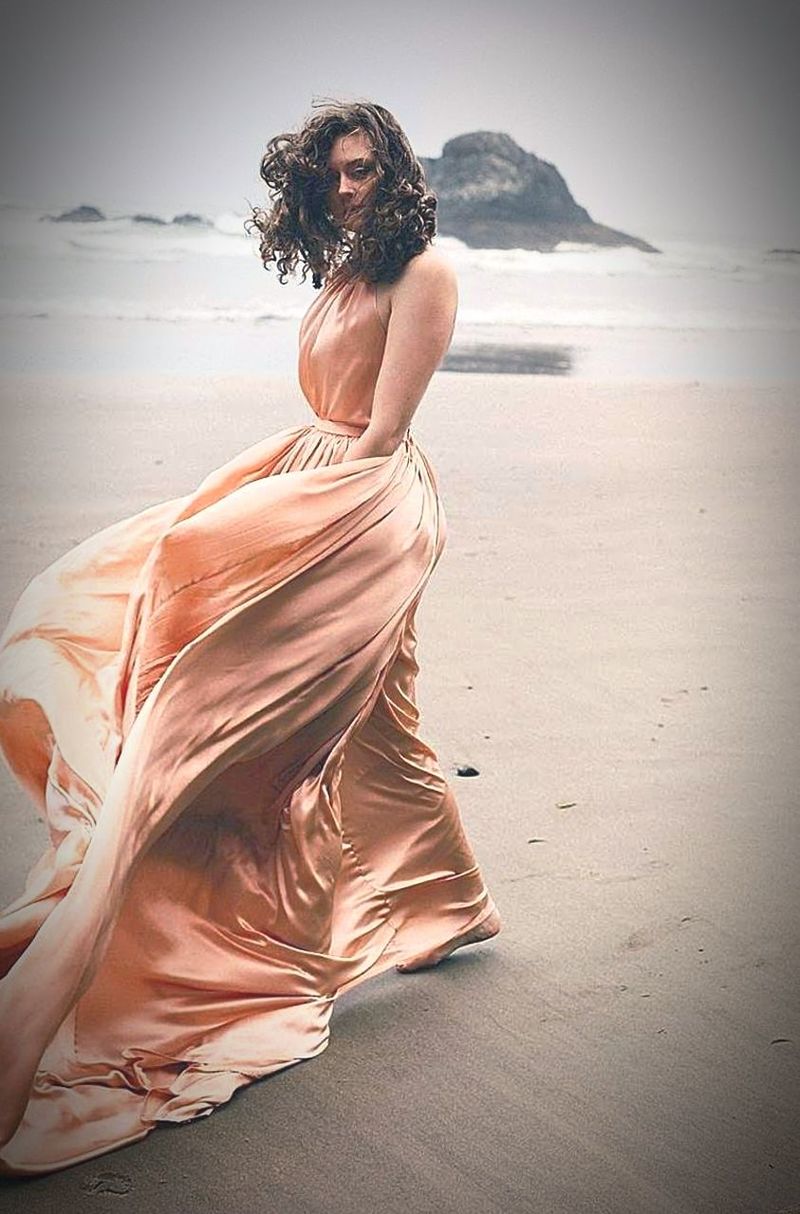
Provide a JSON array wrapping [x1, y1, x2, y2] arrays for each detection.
[[0, 371, 798, 1212]]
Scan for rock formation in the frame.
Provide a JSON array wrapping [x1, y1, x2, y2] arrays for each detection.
[[421, 132, 659, 253], [46, 205, 106, 223], [43, 206, 213, 228], [171, 213, 212, 227]]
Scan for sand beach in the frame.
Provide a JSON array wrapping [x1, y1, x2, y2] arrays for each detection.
[[0, 368, 797, 1211]]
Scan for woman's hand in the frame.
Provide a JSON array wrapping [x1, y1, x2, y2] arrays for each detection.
[[345, 426, 402, 461]]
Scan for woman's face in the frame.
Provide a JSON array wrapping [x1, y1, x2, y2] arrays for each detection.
[[325, 129, 378, 233]]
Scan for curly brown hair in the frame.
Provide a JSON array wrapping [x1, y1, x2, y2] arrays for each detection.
[[243, 97, 437, 289]]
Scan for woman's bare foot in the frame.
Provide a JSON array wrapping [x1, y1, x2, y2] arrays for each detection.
[[395, 905, 501, 973]]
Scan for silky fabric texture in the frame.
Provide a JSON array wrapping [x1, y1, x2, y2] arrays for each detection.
[[0, 270, 495, 1175]]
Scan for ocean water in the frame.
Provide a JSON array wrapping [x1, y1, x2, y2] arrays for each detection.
[[1, 203, 798, 381]]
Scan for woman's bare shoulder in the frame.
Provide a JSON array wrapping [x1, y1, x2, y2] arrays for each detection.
[[397, 244, 457, 288], [376, 246, 457, 330], [384, 246, 457, 309]]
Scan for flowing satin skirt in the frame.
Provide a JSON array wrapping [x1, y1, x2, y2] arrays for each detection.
[[0, 416, 493, 1175]]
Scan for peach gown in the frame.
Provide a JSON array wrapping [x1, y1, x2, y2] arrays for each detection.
[[0, 269, 496, 1174]]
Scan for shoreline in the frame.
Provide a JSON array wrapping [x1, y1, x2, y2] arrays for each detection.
[[1, 314, 798, 382]]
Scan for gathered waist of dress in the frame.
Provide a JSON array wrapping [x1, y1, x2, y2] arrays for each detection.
[[311, 416, 366, 437], [309, 414, 414, 448]]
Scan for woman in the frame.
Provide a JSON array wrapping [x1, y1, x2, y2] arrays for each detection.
[[0, 98, 500, 1175]]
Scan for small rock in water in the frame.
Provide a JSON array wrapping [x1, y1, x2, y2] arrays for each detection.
[[47, 204, 106, 223], [172, 211, 212, 227]]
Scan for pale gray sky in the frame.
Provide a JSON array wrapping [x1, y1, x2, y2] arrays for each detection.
[[1, 0, 797, 245]]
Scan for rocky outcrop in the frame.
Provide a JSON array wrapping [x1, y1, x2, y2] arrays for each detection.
[[172, 212, 212, 227], [421, 132, 659, 253], [46, 205, 106, 223], [128, 212, 211, 227], [43, 206, 213, 227]]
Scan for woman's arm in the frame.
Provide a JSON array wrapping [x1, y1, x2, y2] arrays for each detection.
[[343, 249, 458, 461]]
